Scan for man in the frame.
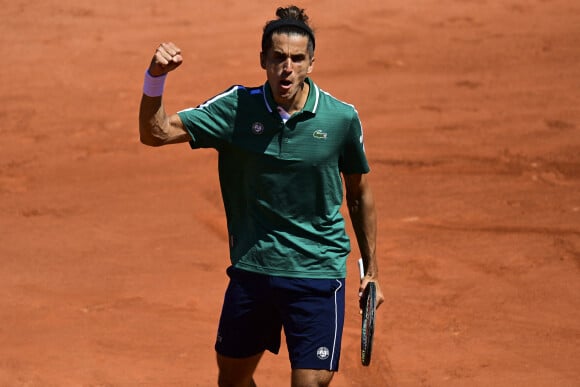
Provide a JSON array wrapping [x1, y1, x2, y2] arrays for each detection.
[[139, 5, 383, 387]]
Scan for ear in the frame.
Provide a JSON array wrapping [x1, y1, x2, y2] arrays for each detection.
[[260, 52, 266, 69], [307, 56, 315, 74]]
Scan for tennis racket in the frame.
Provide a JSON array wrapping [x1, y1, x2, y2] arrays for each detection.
[[358, 258, 376, 366]]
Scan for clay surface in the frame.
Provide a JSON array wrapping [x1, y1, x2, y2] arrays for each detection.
[[1, 1, 579, 385]]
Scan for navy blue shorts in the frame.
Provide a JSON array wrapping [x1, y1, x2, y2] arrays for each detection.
[[215, 266, 345, 371]]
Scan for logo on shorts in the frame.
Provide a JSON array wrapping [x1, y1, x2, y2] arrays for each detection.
[[251, 122, 265, 135], [316, 346, 330, 360]]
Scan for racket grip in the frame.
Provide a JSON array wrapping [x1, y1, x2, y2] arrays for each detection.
[[358, 257, 365, 280]]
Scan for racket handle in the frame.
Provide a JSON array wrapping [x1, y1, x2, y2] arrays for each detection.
[[358, 257, 365, 280]]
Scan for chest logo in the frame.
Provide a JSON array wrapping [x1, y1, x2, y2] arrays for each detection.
[[313, 129, 328, 140], [251, 122, 265, 135]]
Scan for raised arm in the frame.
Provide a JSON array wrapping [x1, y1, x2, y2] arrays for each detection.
[[344, 173, 384, 309], [139, 42, 191, 146]]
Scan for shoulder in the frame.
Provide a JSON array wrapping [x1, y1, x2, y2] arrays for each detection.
[[314, 83, 359, 117], [208, 84, 268, 105], [198, 85, 247, 108], [179, 84, 264, 114]]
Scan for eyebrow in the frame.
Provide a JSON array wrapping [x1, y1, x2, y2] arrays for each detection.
[[272, 50, 307, 59]]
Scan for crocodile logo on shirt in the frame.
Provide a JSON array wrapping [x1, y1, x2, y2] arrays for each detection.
[[313, 129, 328, 140]]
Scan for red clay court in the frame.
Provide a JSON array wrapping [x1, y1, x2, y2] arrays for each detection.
[[1, 1, 579, 386]]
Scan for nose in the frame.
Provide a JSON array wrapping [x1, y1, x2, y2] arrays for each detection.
[[282, 57, 293, 72]]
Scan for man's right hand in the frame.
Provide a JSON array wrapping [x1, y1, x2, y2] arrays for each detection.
[[148, 42, 183, 77]]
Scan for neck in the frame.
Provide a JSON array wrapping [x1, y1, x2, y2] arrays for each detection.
[[277, 81, 310, 115]]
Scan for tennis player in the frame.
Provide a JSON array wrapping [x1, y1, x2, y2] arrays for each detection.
[[139, 5, 384, 386]]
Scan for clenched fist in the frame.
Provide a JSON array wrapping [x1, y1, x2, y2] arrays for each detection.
[[148, 42, 183, 77]]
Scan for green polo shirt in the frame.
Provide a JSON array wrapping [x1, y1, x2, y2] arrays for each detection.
[[177, 78, 369, 278]]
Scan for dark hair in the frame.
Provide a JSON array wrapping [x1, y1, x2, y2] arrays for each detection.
[[262, 6, 315, 56]]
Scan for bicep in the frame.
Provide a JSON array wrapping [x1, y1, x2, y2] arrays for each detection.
[[139, 94, 191, 146], [344, 173, 377, 214], [163, 113, 191, 144], [344, 173, 365, 203]]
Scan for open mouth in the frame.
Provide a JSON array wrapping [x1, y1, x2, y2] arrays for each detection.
[[280, 79, 292, 89]]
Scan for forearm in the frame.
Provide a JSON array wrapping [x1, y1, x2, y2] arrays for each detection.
[[347, 181, 378, 278], [138, 86, 189, 146], [139, 43, 189, 146]]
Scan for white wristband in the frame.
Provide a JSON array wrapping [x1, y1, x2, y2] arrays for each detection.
[[143, 70, 167, 97]]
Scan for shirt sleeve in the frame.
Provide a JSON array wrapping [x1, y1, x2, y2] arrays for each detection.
[[176, 85, 240, 150], [339, 109, 370, 174]]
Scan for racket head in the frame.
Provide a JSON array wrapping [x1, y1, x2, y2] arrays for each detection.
[[361, 281, 376, 366]]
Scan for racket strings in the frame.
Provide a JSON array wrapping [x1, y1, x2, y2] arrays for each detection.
[[361, 282, 376, 366]]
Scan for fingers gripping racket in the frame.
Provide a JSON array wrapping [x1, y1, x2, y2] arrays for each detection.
[[358, 258, 376, 366]]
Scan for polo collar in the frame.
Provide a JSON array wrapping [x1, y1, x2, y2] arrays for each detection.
[[262, 77, 320, 115]]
